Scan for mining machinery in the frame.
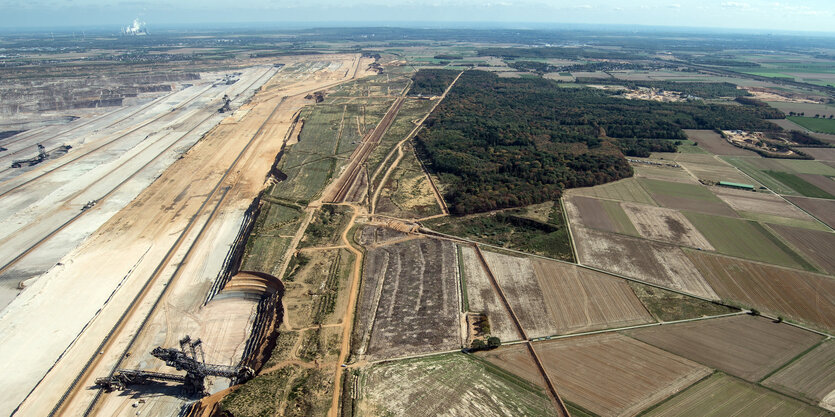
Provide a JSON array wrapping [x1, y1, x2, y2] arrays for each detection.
[[95, 335, 254, 396], [10, 144, 48, 168]]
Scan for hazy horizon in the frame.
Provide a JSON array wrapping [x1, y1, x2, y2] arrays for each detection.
[[1, 0, 834, 34]]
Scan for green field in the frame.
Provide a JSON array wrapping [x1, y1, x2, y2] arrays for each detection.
[[763, 171, 834, 199], [358, 353, 558, 416], [684, 212, 816, 270], [722, 157, 798, 195], [676, 139, 709, 154], [774, 159, 835, 176], [424, 201, 574, 262], [738, 211, 831, 232], [628, 282, 738, 322], [645, 373, 830, 417], [639, 178, 722, 202], [787, 116, 835, 134], [600, 198, 640, 236]]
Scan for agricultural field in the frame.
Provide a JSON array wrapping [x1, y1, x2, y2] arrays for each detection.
[[476, 343, 548, 388], [571, 226, 718, 299], [632, 162, 696, 183], [423, 201, 574, 262], [628, 282, 738, 322], [764, 341, 835, 411], [797, 147, 835, 161], [563, 195, 639, 236], [686, 249, 835, 332], [621, 202, 713, 249], [627, 315, 823, 382], [723, 156, 835, 199], [768, 224, 835, 274], [356, 353, 558, 417], [788, 116, 835, 134], [375, 141, 443, 219], [353, 237, 461, 360], [711, 186, 828, 230], [457, 245, 521, 341], [787, 196, 835, 229], [529, 334, 711, 417], [684, 129, 756, 156], [766, 102, 835, 119], [639, 178, 739, 217], [644, 373, 831, 417], [764, 171, 834, 199], [677, 159, 759, 185], [481, 250, 557, 338], [568, 177, 656, 205], [281, 248, 354, 328], [683, 211, 815, 270], [529, 258, 654, 334]]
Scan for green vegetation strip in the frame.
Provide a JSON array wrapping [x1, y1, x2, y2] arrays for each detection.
[[763, 171, 834, 199], [787, 116, 835, 134]]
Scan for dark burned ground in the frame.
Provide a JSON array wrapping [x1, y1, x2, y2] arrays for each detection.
[[353, 234, 460, 360]]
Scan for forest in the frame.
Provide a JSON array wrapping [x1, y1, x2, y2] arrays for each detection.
[[408, 69, 460, 96], [413, 70, 789, 214]]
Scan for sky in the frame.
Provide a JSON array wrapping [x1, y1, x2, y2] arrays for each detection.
[[1, 0, 834, 33]]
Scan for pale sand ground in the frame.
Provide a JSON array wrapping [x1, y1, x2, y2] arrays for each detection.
[[1, 54, 368, 417]]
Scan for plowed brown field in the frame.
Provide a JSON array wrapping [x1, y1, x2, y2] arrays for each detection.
[[787, 196, 835, 229], [686, 250, 835, 332], [627, 315, 823, 381], [458, 245, 521, 341], [685, 129, 756, 156], [769, 224, 835, 274], [529, 259, 654, 335], [764, 340, 835, 410], [485, 334, 711, 417]]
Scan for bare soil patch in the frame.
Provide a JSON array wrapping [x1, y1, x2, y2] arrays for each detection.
[[651, 193, 740, 217], [627, 315, 823, 382], [572, 226, 718, 299], [529, 334, 711, 417], [686, 249, 835, 332], [713, 187, 812, 220], [621, 202, 713, 249], [530, 258, 654, 335], [768, 224, 835, 274], [787, 196, 835, 229], [564, 195, 619, 233], [482, 250, 557, 338], [797, 147, 835, 161], [764, 340, 835, 411], [458, 245, 520, 341]]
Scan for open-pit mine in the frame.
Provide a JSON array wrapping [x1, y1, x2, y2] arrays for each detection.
[[0, 53, 370, 417]]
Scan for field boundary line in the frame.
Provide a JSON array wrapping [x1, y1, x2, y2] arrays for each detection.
[[756, 338, 827, 384], [559, 197, 579, 263]]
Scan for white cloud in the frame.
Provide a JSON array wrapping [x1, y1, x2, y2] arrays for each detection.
[[721, 1, 750, 8]]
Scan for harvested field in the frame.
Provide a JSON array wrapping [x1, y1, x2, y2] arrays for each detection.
[[768, 224, 835, 274], [687, 249, 835, 332], [569, 177, 656, 205], [645, 373, 831, 417], [572, 226, 718, 299], [357, 353, 558, 417], [494, 334, 712, 417], [628, 315, 823, 382], [764, 341, 835, 410], [354, 238, 460, 360], [632, 163, 696, 183], [684, 211, 815, 270], [530, 258, 654, 335], [678, 160, 759, 184], [481, 250, 557, 338], [685, 129, 757, 156], [629, 282, 738, 322], [787, 196, 835, 229], [765, 170, 835, 199], [621, 202, 713, 249], [476, 343, 548, 388], [563, 195, 638, 235], [640, 178, 739, 217], [712, 186, 817, 221], [458, 245, 520, 341], [798, 147, 835, 161]]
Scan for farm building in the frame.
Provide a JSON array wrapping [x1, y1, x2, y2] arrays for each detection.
[[718, 181, 755, 191]]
